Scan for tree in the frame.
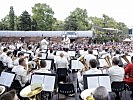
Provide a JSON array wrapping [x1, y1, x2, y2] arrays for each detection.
[[52, 20, 64, 31], [32, 3, 55, 31], [9, 6, 15, 30], [18, 11, 31, 31], [64, 8, 89, 31], [1, 15, 10, 30]]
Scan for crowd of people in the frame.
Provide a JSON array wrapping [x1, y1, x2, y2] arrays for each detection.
[[0, 35, 133, 100]]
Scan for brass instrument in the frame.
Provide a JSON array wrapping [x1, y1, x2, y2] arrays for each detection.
[[79, 56, 89, 75], [104, 56, 111, 67], [86, 95, 94, 100], [0, 86, 5, 95], [20, 83, 43, 100], [121, 55, 130, 64]]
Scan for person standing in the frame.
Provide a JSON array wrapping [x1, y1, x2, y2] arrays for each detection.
[[40, 37, 49, 50]]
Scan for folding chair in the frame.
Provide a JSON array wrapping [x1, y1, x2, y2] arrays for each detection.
[[58, 83, 75, 99], [111, 81, 125, 100], [57, 68, 68, 83]]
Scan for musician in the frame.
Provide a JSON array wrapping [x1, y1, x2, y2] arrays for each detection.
[[47, 48, 54, 59], [124, 56, 133, 85], [93, 86, 114, 100], [84, 49, 96, 67], [13, 52, 24, 66], [12, 58, 30, 87], [55, 53, 68, 69], [34, 60, 51, 73], [62, 35, 70, 49], [27, 46, 34, 61], [5, 51, 14, 69], [78, 59, 102, 91], [107, 57, 124, 83], [0, 89, 19, 100], [40, 37, 49, 50], [0, 48, 8, 66]]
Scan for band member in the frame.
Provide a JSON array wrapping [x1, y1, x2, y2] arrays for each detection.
[[12, 58, 30, 87], [124, 56, 133, 85], [62, 35, 70, 49], [40, 37, 49, 50]]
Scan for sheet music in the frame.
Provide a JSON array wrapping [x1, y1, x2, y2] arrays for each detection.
[[45, 60, 52, 70], [86, 75, 111, 92], [31, 74, 56, 92], [31, 74, 44, 85], [93, 50, 98, 55], [99, 59, 108, 67], [71, 60, 84, 69], [43, 75, 55, 91], [41, 53, 47, 59], [68, 51, 75, 57], [0, 72, 15, 87], [99, 76, 111, 92], [87, 77, 99, 89]]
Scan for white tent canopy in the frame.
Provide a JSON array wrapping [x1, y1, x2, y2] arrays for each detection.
[[123, 38, 132, 42]]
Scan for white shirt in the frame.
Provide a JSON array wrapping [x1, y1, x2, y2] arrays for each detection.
[[108, 65, 124, 83], [56, 57, 68, 69], [47, 53, 54, 59], [13, 58, 19, 66], [0, 52, 7, 66], [84, 54, 96, 65], [6, 56, 14, 68], [12, 65, 29, 87], [40, 39, 49, 50], [34, 68, 51, 74]]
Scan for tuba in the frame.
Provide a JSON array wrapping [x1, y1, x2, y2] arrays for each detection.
[[121, 55, 130, 66], [104, 56, 112, 67], [79, 56, 89, 74]]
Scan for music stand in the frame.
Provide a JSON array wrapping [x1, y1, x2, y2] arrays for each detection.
[[30, 73, 56, 92], [0, 72, 16, 88], [83, 74, 111, 92]]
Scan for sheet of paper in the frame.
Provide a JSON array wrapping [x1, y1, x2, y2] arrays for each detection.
[[43, 75, 55, 91], [99, 76, 111, 92], [99, 59, 108, 67], [93, 50, 98, 55], [71, 60, 79, 69], [45, 60, 52, 70], [0, 72, 15, 87], [87, 77, 99, 89], [41, 53, 47, 59], [31, 74, 44, 85], [68, 51, 75, 57]]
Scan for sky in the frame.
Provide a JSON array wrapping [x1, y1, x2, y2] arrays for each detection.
[[0, 0, 133, 27]]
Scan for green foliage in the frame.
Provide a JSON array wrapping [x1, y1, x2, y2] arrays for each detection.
[[9, 6, 15, 30], [52, 20, 64, 31], [64, 8, 88, 31], [18, 11, 31, 31], [1, 15, 10, 30], [32, 3, 55, 31]]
